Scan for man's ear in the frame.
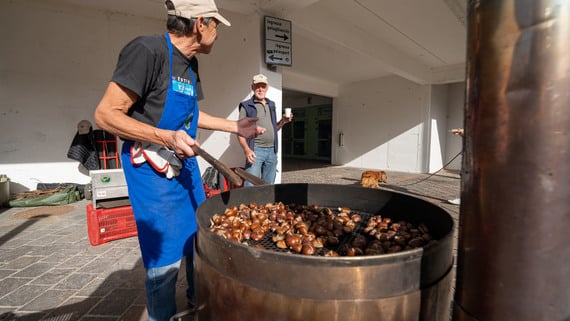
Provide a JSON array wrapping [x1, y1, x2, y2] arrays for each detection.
[[195, 16, 205, 34]]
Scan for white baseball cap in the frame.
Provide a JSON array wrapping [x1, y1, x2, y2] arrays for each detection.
[[167, 0, 231, 27], [252, 74, 268, 85]]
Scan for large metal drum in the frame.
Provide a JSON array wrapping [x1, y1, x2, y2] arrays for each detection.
[[195, 184, 454, 321]]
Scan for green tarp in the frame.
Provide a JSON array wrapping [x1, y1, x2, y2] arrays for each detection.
[[8, 185, 81, 207]]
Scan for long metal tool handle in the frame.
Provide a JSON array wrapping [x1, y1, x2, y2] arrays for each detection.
[[233, 167, 268, 185], [192, 145, 243, 187]]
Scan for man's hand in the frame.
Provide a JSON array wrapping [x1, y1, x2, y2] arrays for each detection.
[[276, 113, 293, 130], [238, 117, 265, 138], [244, 148, 256, 164], [165, 130, 199, 159]]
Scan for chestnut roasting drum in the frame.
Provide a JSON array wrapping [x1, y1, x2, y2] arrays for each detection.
[[194, 184, 455, 321]]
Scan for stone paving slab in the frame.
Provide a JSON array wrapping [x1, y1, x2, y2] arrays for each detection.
[[0, 165, 460, 321]]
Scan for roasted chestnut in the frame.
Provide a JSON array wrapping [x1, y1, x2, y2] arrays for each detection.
[[209, 202, 433, 257]]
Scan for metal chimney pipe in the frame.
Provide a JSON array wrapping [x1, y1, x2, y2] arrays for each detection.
[[453, 1, 570, 320]]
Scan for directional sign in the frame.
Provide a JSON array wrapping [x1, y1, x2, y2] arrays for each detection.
[[265, 41, 291, 65], [264, 16, 292, 66]]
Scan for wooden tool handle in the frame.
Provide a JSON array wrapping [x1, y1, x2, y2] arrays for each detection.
[[193, 145, 243, 187], [233, 167, 268, 186]]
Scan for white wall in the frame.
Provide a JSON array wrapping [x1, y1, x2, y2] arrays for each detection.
[[331, 76, 465, 173], [428, 84, 449, 173], [196, 14, 285, 181], [445, 82, 466, 171], [0, 1, 164, 192], [332, 76, 430, 172]]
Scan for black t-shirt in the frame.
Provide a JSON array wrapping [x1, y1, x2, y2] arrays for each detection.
[[111, 34, 203, 127]]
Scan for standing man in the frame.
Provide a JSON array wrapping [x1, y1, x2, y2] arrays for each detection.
[[237, 74, 293, 186], [93, 1, 264, 320]]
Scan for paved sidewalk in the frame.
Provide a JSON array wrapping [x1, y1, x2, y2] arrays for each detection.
[[0, 164, 460, 321]]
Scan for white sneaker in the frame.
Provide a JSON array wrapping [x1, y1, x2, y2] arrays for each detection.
[[447, 198, 460, 205]]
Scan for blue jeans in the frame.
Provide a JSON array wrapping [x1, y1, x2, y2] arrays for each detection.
[[244, 146, 277, 186], [145, 249, 195, 321]]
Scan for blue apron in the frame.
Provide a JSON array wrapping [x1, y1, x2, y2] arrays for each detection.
[[121, 33, 206, 268]]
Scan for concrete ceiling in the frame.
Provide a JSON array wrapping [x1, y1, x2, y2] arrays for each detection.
[[55, 0, 467, 87], [219, 0, 468, 86]]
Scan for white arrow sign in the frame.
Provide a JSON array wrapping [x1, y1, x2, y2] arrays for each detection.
[[264, 16, 292, 66]]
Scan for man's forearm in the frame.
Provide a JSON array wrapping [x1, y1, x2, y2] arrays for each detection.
[[237, 136, 249, 152]]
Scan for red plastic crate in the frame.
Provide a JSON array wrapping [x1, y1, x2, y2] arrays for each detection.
[[86, 203, 138, 246]]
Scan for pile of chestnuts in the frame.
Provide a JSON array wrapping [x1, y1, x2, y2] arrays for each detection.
[[208, 202, 434, 257]]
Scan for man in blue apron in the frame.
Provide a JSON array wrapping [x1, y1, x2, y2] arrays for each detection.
[[93, 1, 264, 320]]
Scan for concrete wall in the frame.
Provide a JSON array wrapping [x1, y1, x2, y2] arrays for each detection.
[[331, 76, 464, 173], [192, 13, 284, 178], [332, 76, 430, 172], [445, 82, 466, 171], [0, 1, 164, 192], [0, 0, 464, 193], [428, 84, 450, 173]]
